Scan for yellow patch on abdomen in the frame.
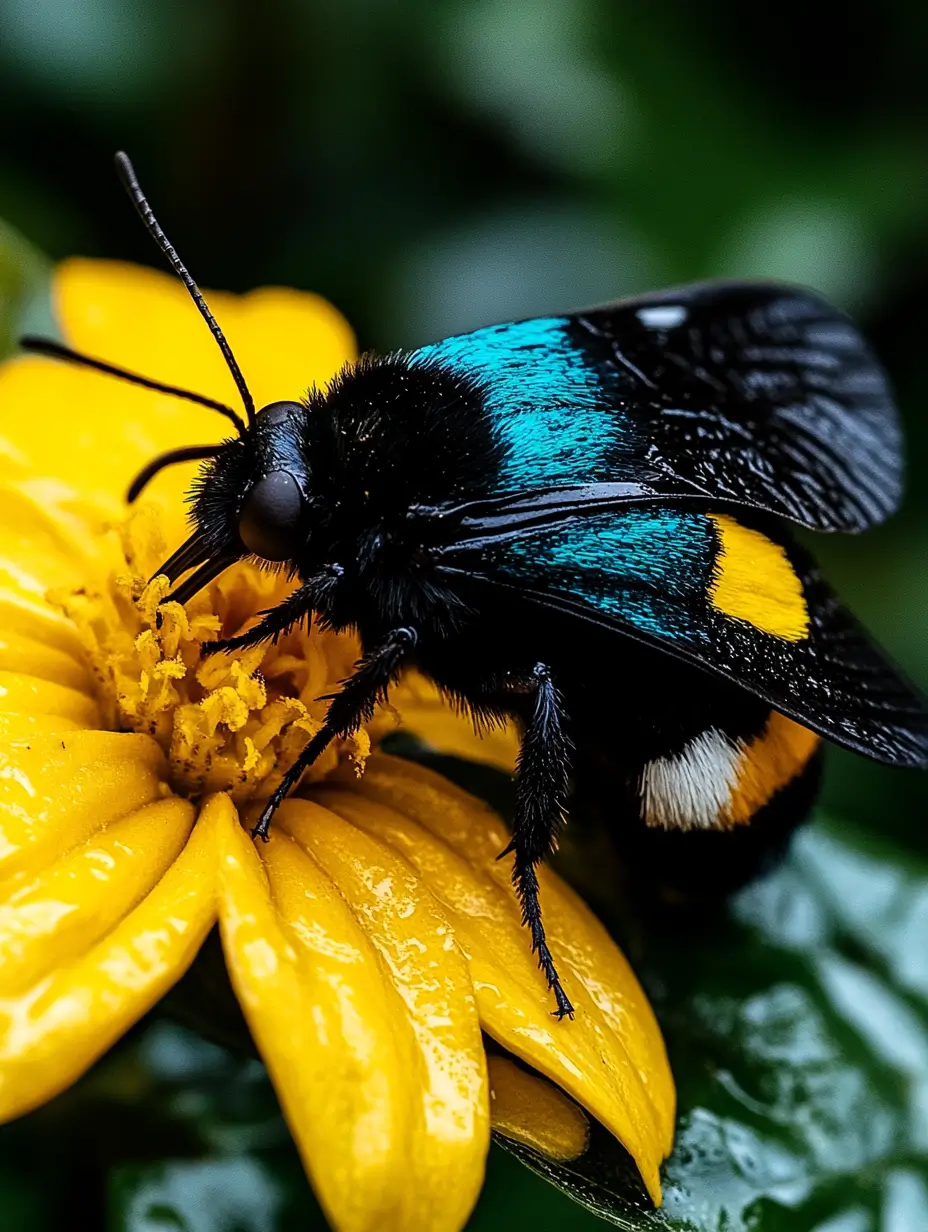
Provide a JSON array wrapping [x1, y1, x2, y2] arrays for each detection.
[[722, 710, 821, 826], [708, 514, 809, 640]]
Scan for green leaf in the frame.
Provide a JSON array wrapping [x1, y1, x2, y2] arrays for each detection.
[[0, 218, 53, 361], [489, 815, 928, 1229]]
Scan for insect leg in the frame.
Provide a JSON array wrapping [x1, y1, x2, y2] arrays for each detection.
[[201, 567, 343, 654], [250, 626, 417, 840], [504, 663, 575, 1020]]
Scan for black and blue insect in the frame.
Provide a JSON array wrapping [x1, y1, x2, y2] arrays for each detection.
[[24, 154, 928, 1018]]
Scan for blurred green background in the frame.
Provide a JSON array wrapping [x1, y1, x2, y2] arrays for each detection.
[[0, 1, 926, 1229]]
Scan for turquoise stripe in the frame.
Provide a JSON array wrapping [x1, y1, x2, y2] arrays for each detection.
[[495, 508, 714, 644], [416, 318, 626, 490]]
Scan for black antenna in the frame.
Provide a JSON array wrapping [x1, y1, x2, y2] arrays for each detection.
[[20, 337, 247, 436], [127, 443, 220, 504], [113, 151, 256, 428]]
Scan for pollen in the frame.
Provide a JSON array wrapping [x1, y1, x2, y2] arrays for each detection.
[[48, 505, 389, 804]]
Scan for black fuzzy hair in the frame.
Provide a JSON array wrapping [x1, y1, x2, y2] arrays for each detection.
[[301, 351, 507, 513]]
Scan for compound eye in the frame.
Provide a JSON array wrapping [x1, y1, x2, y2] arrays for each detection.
[[238, 471, 306, 561]]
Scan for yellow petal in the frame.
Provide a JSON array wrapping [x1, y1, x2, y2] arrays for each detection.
[[322, 755, 675, 1205], [0, 260, 355, 511], [0, 792, 216, 1121], [221, 286, 357, 410], [393, 670, 519, 773], [0, 671, 100, 728], [0, 479, 109, 598], [0, 357, 189, 517], [0, 731, 169, 881], [217, 803, 425, 1232], [56, 259, 356, 412], [488, 1054, 589, 1162], [0, 796, 195, 994], [0, 569, 94, 739], [0, 713, 87, 740], [0, 629, 93, 694], [276, 799, 489, 1232], [0, 586, 87, 660]]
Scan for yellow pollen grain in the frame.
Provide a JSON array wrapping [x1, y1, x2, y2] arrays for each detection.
[[708, 514, 809, 640]]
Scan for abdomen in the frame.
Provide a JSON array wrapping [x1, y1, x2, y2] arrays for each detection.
[[566, 644, 823, 901]]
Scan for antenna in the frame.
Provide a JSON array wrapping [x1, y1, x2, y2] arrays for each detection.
[[20, 337, 247, 436], [126, 443, 220, 504], [113, 151, 256, 428]]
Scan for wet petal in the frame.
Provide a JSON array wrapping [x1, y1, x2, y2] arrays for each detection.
[[489, 1054, 589, 1162], [0, 792, 216, 1121], [393, 671, 519, 773], [218, 809, 409, 1232], [219, 797, 487, 1232], [276, 799, 489, 1232], [0, 796, 195, 993], [319, 755, 674, 1205], [0, 731, 169, 881]]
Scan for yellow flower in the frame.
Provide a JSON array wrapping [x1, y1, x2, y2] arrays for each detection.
[[0, 258, 675, 1229]]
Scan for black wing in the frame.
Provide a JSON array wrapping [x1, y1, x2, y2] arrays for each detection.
[[435, 505, 928, 768], [567, 282, 902, 532]]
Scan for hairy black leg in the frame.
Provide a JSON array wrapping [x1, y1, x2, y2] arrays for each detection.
[[503, 663, 575, 1019], [251, 626, 417, 841], [201, 566, 343, 655]]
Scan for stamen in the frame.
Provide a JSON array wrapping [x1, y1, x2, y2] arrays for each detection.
[[49, 507, 394, 804]]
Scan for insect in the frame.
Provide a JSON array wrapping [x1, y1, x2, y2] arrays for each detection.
[[23, 153, 928, 1019]]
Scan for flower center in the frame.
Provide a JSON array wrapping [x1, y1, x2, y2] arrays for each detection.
[[51, 505, 387, 803]]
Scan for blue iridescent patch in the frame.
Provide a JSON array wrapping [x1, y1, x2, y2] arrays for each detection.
[[493, 507, 714, 644], [416, 318, 633, 491]]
